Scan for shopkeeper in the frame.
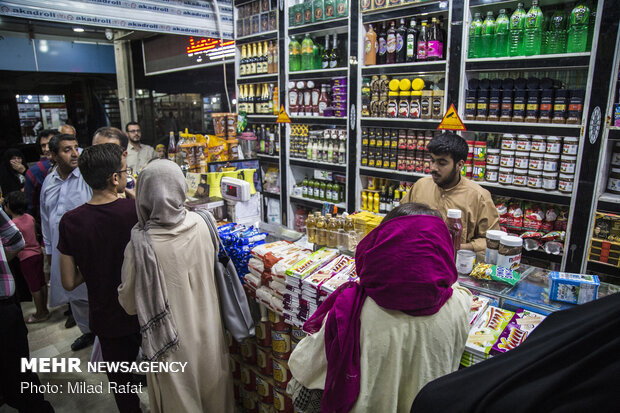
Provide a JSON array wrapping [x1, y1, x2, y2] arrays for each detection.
[[401, 132, 499, 253]]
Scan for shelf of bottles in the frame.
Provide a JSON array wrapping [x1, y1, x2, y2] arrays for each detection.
[[359, 177, 411, 215], [360, 0, 449, 23], [290, 123, 348, 168], [288, 0, 349, 34], [235, 0, 278, 41]]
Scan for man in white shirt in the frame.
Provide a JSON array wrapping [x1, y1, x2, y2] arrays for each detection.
[[125, 121, 156, 173]]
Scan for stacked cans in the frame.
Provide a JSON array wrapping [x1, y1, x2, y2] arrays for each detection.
[[331, 77, 347, 117]]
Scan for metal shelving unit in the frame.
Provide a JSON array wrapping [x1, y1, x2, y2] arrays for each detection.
[[237, 74, 279, 84], [288, 116, 348, 125], [361, 1, 449, 24], [257, 153, 280, 163], [361, 61, 447, 76], [462, 120, 583, 137], [236, 30, 278, 45], [290, 158, 347, 173], [465, 53, 591, 71], [289, 195, 347, 211], [289, 68, 348, 80], [597, 193, 620, 214], [359, 166, 426, 183], [288, 17, 349, 35]]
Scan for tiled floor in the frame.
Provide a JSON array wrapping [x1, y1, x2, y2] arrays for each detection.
[[1, 302, 150, 413]]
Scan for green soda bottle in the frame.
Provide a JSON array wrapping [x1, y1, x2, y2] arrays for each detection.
[[312, 40, 322, 69], [567, 2, 590, 53], [289, 36, 301, 72], [301, 34, 314, 71], [468, 12, 483, 58], [481, 11, 496, 58], [546, 10, 567, 55], [524, 0, 544, 56], [509, 2, 526, 56], [494, 9, 510, 57]]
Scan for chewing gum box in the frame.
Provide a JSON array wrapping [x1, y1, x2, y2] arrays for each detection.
[[548, 272, 600, 305]]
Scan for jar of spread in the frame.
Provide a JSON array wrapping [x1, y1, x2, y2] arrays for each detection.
[[562, 136, 579, 155], [497, 235, 523, 270], [558, 173, 574, 193], [486, 148, 501, 165], [529, 153, 544, 171], [528, 170, 543, 189], [500, 151, 515, 168], [560, 155, 577, 174], [398, 91, 410, 118], [514, 151, 530, 169], [516, 135, 532, 151], [409, 90, 422, 118], [546, 136, 562, 154], [501, 134, 517, 150], [542, 172, 558, 190], [531, 135, 546, 153], [473, 141, 487, 161], [463, 160, 473, 178], [420, 90, 433, 119], [498, 167, 514, 185], [486, 165, 499, 182], [513, 169, 528, 186], [473, 161, 486, 181], [608, 168, 620, 195], [485, 230, 507, 265], [387, 91, 399, 118], [543, 154, 560, 172]]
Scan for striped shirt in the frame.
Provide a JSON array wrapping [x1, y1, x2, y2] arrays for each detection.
[[0, 209, 25, 298]]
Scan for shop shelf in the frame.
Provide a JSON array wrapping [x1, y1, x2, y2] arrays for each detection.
[[360, 117, 441, 129], [257, 153, 280, 163], [463, 120, 582, 137], [237, 73, 278, 84], [361, 61, 447, 76], [586, 260, 620, 281], [289, 195, 346, 211], [246, 114, 278, 123], [608, 127, 620, 141], [362, 1, 448, 24], [234, 0, 255, 6], [262, 191, 281, 199], [522, 248, 563, 265], [477, 181, 572, 206], [597, 193, 620, 214], [289, 68, 348, 80], [289, 116, 348, 125], [236, 30, 278, 45], [290, 158, 347, 173], [359, 166, 426, 183], [288, 17, 349, 36], [465, 53, 591, 71]]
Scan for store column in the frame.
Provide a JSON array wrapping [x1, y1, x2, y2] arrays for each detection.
[[113, 35, 137, 126]]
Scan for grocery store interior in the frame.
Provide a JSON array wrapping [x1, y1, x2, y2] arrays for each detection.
[[2, 0, 620, 411]]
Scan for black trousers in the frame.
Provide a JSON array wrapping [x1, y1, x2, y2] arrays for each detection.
[[98, 333, 142, 413], [0, 297, 54, 413]]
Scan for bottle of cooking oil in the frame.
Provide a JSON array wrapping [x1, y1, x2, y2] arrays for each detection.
[[315, 213, 327, 247], [306, 212, 316, 243], [327, 217, 339, 248]]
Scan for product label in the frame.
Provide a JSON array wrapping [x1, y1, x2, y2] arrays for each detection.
[[336, 1, 347, 16], [304, 10, 312, 22], [486, 169, 498, 182], [421, 99, 430, 116], [378, 38, 387, 55], [325, 5, 334, 17], [407, 34, 415, 57], [364, 39, 372, 54], [294, 11, 303, 24], [559, 178, 573, 193], [360, 0, 371, 11], [398, 100, 409, 118], [387, 35, 396, 53], [373, 0, 386, 8], [396, 33, 404, 52], [427, 40, 443, 58], [314, 7, 323, 20], [528, 176, 542, 188], [416, 41, 427, 59]]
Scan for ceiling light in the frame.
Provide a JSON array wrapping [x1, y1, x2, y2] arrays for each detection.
[[73, 27, 85, 32], [43, 95, 49, 102], [27, 95, 32, 99]]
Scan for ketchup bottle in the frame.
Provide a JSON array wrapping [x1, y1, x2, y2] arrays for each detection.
[[446, 209, 463, 257]]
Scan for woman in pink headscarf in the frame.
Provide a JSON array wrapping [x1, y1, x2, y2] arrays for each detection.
[[287, 203, 472, 413]]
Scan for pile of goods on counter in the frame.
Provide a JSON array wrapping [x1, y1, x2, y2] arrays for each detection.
[[217, 223, 268, 278]]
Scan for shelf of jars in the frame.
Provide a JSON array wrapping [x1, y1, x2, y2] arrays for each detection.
[[290, 158, 347, 172], [478, 180, 572, 205], [236, 30, 278, 44], [361, 0, 448, 23], [237, 74, 279, 84], [465, 53, 591, 71], [359, 166, 426, 183], [461, 120, 583, 137], [289, 68, 348, 80], [289, 17, 349, 36], [289, 194, 347, 211], [598, 193, 620, 214], [257, 153, 280, 162], [361, 61, 447, 76], [360, 118, 441, 128], [288, 116, 348, 125]]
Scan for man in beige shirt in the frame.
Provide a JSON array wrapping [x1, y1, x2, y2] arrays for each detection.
[[401, 132, 499, 252], [125, 121, 156, 173]]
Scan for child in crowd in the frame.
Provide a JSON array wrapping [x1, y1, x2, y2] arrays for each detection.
[[4, 191, 49, 323]]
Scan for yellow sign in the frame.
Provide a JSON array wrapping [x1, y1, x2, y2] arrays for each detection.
[[437, 103, 467, 131], [276, 105, 291, 123]]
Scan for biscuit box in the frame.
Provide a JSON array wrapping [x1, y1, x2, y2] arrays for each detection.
[[548, 272, 600, 305]]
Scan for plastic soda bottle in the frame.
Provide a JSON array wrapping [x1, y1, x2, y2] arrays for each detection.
[[524, 0, 544, 56], [509, 2, 526, 56], [481, 11, 496, 58], [289, 36, 301, 72], [567, 2, 590, 53], [468, 12, 483, 58], [546, 10, 567, 54], [301, 34, 314, 71], [494, 9, 510, 57]]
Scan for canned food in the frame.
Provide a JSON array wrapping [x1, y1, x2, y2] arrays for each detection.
[[226, 330, 239, 355], [256, 345, 273, 376], [230, 356, 241, 380], [242, 388, 258, 412], [272, 357, 291, 390], [271, 330, 292, 360], [291, 326, 307, 341], [255, 373, 274, 404], [258, 401, 273, 413], [240, 338, 257, 365], [473, 161, 486, 181], [256, 320, 271, 347], [269, 310, 290, 332], [273, 387, 294, 413], [241, 364, 256, 391]]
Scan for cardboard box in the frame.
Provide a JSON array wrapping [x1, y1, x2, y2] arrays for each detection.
[[548, 272, 600, 305]]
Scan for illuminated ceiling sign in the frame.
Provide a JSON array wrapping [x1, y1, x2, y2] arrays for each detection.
[[186, 37, 235, 62]]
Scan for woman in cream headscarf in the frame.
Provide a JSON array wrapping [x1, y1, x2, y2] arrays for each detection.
[[118, 159, 233, 413]]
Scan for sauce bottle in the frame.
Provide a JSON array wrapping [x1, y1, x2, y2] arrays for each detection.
[[365, 24, 377, 66], [446, 209, 463, 256]]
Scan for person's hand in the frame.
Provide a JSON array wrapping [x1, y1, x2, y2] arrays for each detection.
[[10, 159, 26, 174], [124, 187, 136, 199]]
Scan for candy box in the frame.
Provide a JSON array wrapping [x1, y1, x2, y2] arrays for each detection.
[[465, 306, 514, 357], [490, 309, 545, 355], [469, 295, 491, 326], [548, 272, 600, 305]]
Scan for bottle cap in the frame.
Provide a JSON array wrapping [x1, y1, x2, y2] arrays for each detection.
[[389, 79, 400, 91], [500, 235, 523, 247], [486, 230, 507, 241], [399, 78, 412, 91], [447, 209, 462, 219]]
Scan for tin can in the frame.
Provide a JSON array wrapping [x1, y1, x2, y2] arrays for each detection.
[[269, 310, 290, 332], [240, 338, 257, 365], [272, 357, 291, 390], [229, 356, 241, 380], [240, 364, 256, 391], [273, 387, 294, 413], [272, 330, 292, 360], [256, 373, 274, 404], [256, 320, 271, 347], [256, 345, 273, 376]]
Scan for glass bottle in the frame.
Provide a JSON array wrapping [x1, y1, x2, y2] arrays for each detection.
[[306, 212, 316, 242], [377, 22, 387, 65], [396, 18, 407, 63], [428, 17, 444, 61], [406, 18, 418, 62], [365, 25, 377, 66], [327, 217, 339, 248], [446, 208, 463, 256], [386, 20, 397, 64], [240, 45, 247, 76], [322, 34, 331, 69], [329, 35, 339, 68], [417, 20, 428, 61], [315, 214, 326, 247], [289, 36, 301, 72]]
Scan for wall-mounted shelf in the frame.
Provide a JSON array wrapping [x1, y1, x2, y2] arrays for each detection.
[[465, 53, 591, 71], [288, 17, 349, 36], [361, 118, 441, 129], [236, 30, 278, 45], [289, 195, 347, 211], [362, 1, 449, 24], [257, 153, 280, 163], [598, 193, 620, 214], [361, 61, 447, 76], [290, 158, 347, 173], [463, 120, 583, 137], [246, 115, 278, 123], [359, 166, 426, 183], [237, 74, 279, 84], [608, 128, 620, 141], [522, 249, 563, 265], [263, 191, 281, 199], [478, 181, 572, 206], [289, 68, 348, 80], [289, 116, 348, 125]]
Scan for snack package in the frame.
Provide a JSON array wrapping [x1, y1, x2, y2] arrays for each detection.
[[548, 272, 600, 304], [470, 263, 521, 286], [469, 295, 491, 326], [490, 309, 545, 355], [285, 248, 339, 279], [466, 306, 515, 356], [496, 199, 509, 226], [541, 205, 558, 232], [554, 208, 569, 231], [507, 202, 523, 231], [207, 134, 229, 162], [303, 255, 356, 287], [523, 203, 544, 231]]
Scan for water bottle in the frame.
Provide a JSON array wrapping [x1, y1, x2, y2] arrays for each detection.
[[494, 9, 510, 57], [481, 12, 496, 58], [468, 12, 483, 58], [524, 0, 543, 56], [301, 34, 314, 71], [546, 10, 567, 55], [567, 2, 590, 53], [509, 3, 526, 56]]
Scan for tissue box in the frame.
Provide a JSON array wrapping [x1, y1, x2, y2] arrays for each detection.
[[548, 272, 600, 305]]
